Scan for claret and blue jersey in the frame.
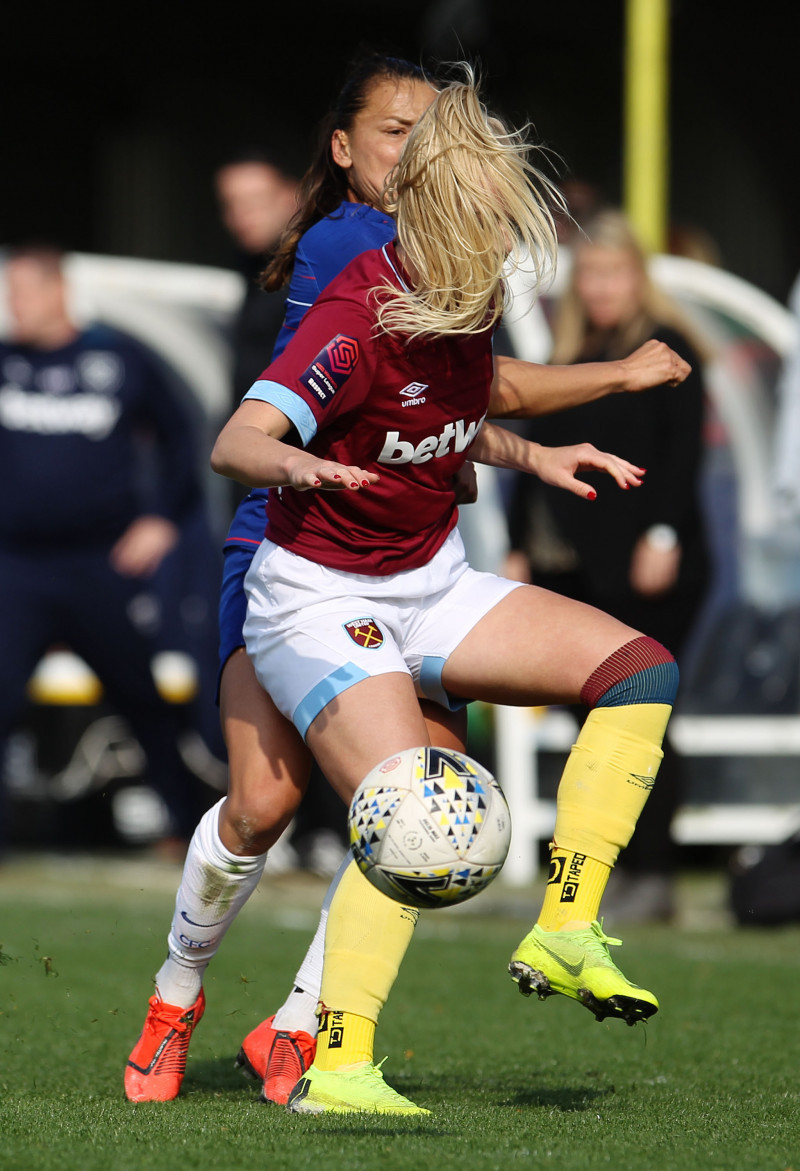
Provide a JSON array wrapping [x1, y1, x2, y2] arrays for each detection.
[[244, 241, 492, 574], [223, 201, 396, 555], [218, 200, 492, 666]]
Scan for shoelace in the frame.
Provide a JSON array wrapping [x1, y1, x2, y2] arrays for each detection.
[[582, 920, 624, 962], [146, 1001, 194, 1035], [350, 1058, 414, 1103]]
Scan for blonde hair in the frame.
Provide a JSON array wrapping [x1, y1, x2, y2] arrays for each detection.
[[550, 208, 715, 364], [375, 69, 564, 340]]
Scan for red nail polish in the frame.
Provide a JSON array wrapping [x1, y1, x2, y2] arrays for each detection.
[[587, 490, 597, 500], [361, 479, 369, 486]]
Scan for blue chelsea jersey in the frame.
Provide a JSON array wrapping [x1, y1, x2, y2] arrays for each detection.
[[224, 201, 395, 551]]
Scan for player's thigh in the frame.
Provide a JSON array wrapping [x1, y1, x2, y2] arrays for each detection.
[[442, 584, 641, 706], [305, 672, 431, 804], [219, 646, 311, 820]]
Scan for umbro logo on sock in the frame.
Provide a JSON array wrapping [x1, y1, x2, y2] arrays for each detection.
[[627, 773, 656, 791]]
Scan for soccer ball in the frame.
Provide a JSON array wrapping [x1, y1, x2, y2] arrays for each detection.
[[348, 746, 511, 909]]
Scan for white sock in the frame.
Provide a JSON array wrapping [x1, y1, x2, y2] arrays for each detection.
[[271, 849, 351, 1035], [155, 797, 266, 1008]]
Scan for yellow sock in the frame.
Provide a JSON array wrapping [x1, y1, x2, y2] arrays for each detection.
[[317, 858, 419, 1067], [538, 702, 672, 931], [315, 1009, 375, 1070], [537, 848, 611, 931]]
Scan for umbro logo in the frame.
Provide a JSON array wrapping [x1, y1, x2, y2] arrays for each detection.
[[399, 381, 428, 407], [628, 773, 656, 791]]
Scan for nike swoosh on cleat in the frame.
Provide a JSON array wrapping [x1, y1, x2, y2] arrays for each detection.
[[288, 1078, 311, 1107], [532, 940, 585, 978]]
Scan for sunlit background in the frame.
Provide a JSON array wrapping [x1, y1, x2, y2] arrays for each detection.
[[5, 1, 797, 300]]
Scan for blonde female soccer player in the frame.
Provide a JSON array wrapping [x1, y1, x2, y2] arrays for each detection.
[[125, 55, 688, 1110], [210, 72, 679, 1115]]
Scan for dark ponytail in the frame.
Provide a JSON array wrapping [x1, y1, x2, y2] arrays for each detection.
[[261, 54, 429, 291]]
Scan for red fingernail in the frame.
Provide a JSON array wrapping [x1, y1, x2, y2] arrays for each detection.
[[350, 481, 358, 488], [587, 490, 597, 500], [361, 479, 369, 486], [333, 474, 341, 480]]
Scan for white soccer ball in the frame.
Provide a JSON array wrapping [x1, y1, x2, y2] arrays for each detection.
[[348, 746, 512, 909]]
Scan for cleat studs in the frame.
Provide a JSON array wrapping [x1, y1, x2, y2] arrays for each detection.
[[509, 961, 554, 1001]]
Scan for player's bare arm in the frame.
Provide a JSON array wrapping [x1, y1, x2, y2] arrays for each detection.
[[489, 340, 691, 419], [470, 421, 645, 500], [211, 399, 379, 491]]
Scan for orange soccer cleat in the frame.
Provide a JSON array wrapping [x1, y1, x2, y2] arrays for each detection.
[[235, 1014, 317, 1105], [124, 990, 206, 1102]]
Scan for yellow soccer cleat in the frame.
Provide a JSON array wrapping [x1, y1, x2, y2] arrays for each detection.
[[287, 1059, 430, 1115], [509, 919, 658, 1026]]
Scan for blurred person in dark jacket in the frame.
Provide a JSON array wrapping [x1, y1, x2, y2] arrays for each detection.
[[215, 151, 298, 414], [0, 245, 212, 850]]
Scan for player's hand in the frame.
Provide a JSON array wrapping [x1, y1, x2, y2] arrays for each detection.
[[110, 515, 180, 578], [629, 533, 681, 595], [453, 460, 479, 504], [284, 451, 380, 492], [619, 339, 691, 391], [533, 443, 645, 500]]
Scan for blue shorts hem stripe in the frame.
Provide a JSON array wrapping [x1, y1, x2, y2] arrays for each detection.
[[294, 663, 371, 738], [419, 654, 468, 712]]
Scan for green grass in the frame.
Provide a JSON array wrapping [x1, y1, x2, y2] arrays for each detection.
[[1, 855, 799, 1171]]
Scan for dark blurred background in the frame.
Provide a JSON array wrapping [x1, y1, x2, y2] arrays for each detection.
[[4, 0, 797, 302]]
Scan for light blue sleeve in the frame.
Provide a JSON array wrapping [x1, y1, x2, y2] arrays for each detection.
[[242, 380, 318, 447]]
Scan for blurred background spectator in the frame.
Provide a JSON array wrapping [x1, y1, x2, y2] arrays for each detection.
[[0, 246, 217, 855], [773, 269, 800, 533], [504, 210, 715, 921], [214, 151, 299, 417]]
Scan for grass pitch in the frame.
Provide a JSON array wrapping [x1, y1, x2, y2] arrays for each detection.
[[1, 853, 798, 1171]]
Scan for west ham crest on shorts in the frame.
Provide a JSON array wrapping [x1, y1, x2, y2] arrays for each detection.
[[343, 617, 384, 649]]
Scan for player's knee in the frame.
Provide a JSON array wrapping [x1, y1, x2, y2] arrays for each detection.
[[223, 788, 300, 854], [581, 635, 679, 709]]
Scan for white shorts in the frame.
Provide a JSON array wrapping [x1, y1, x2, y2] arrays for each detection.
[[243, 529, 522, 738]]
